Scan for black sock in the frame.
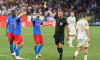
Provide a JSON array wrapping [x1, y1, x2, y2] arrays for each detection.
[[59, 48, 63, 59], [57, 48, 60, 53]]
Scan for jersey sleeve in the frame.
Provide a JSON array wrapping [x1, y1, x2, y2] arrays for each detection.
[[54, 15, 58, 19], [6, 17, 10, 23], [85, 22, 89, 29], [75, 17, 76, 22], [76, 22, 78, 29], [33, 18, 35, 24], [15, 17, 20, 20], [67, 17, 70, 23], [65, 20, 69, 25]]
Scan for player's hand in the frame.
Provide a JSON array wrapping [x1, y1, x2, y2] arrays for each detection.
[[67, 36, 69, 41], [44, 4, 47, 8], [23, 11, 27, 15], [31, 14, 33, 19], [88, 38, 90, 43]]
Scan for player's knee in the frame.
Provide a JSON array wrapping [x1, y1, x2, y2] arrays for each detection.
[[59, 43, 62, 48], [79, 47, 82, 50], [35, 43, 38, 46], [85, 47, 88, 50], [56, 45, 59, 48], [40, 43, 44, 46], [20, 42, 24, 47]]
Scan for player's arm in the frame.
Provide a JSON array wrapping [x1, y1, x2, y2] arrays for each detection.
[[31, 14, 34, 22], [85, 22, 90, 43], [17, 11, 27, 19], [42, 23, 49, 27], [66, 25, 70, 40], [65, 19, 70, 40], [44, 4, 55, 18], [5, 17, 9, 36], [5, 23, 8, 36], [85, 29, 90, 43], [65, 25, 70, 36]]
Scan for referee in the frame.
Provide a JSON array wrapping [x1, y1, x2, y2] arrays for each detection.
[[44, 5, 70, 60]]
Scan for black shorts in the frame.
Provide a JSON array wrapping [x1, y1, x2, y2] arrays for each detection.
[[53, 33, 64, 45]]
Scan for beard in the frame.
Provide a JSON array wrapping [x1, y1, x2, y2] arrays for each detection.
[[59, 16, 62, 19], [37, 16, 40, 19]]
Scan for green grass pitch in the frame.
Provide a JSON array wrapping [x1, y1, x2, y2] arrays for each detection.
[[0, 26, 100, 60]]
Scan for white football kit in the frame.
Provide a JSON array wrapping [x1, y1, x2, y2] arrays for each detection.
[[76, 20, 89, 47], [67, 16, 76, 35]]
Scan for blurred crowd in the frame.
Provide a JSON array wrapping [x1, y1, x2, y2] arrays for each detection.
[[0, 0, 100, 20]]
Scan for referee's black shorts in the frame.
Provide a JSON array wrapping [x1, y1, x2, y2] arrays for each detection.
[[53, 33, 64, 45]]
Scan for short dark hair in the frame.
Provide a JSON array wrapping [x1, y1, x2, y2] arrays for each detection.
[[11, 10, 15, 13], [70, 11, 74, 13], [82, 12, 87, 18], [36, 11, 40, 13]]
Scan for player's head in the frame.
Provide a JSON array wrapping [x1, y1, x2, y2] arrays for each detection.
[[82, 12, 87, 19], [70, 11, 75, 17], [36, 11, 40, 19], [11, 10, 16, 17], [58, 10, 63, 19]]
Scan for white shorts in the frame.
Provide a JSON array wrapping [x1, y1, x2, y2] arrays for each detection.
[[77, 39, 89, 47], [69, 26, 76, 35]]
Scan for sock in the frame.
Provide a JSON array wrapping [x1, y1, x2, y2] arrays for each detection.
[[34, 46, 38, 55], [14, 44, 16, 51], [69, 37, 73, 46], [9, 44, 13, 54], [84, 55, 87, 60], [57, 48, 60, 53], [15, 49, 19, 56], [19, 46, 21, 50], [14, 44, 21, 51], [59, 48, 63, 59], [74, 51, 79, 57], [37, 45, 43, 54]]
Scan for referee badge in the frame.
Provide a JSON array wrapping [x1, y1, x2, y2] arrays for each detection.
[[60, 22, 63, 26]]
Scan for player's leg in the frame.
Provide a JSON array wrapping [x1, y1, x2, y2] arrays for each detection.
[[34, 35, 39, 58], [72, 47, 82, 60], [58, 34, 64, 60], [9, 41, 14, 54], [54, 35, 59, 53], [37, 35, 44, 57], [14, 35, 24, 59], [59, 43, 63, 60], [15, 43, 20, 57], [68, 35, 74, 47], [37, 35, 44, 54], [56, 45, 59, 53], [84, 47, 88, 60], [84, 40, 89, 60], [8, 33, 14, 54]]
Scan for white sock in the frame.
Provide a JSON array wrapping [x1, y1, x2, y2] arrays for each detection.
[[74, 51, 78, 57], [69, 37, 73, 46], [84, 55, 87, 60]]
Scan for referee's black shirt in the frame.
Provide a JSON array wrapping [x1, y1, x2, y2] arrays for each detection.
[[54, 15, 68, 34]]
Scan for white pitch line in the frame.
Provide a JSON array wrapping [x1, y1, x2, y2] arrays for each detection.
[[0, 55, 30, 60]]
